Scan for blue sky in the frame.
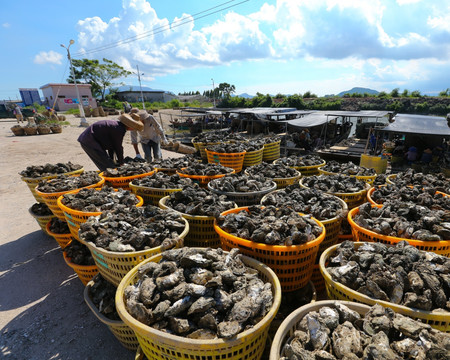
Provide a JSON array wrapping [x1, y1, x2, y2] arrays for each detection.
[[1, 0, 449, 101]]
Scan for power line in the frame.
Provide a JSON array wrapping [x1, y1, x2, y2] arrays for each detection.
[[73, 0, 249, 57]]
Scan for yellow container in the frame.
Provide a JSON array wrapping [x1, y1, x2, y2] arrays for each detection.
[[46, 221, 73, 249], [116, 252, 282, 360], [28, 206, 54, 234], [99, 170, 156, 190], [263, 141, 281, 162], [274, 159, 326, 176], [129, 182, 182, 206], [63, 251, 99, 286], [360, 154, 387, 174], [206, 149, 246, 173], [243, 147, 263, 167]]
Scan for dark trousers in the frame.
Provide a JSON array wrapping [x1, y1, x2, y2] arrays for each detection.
[[80, 142, 116, 171]]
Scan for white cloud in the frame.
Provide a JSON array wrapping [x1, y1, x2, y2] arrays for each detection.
[[2, 22, 10, 28], [396, 0, 422, 5], [33, 51, 63, 65], [427, 13, 450, 32]]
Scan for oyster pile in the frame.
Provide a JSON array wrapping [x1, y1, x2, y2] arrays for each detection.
[[217, 205, 323, 245], [192, 132, 226, 143], [320, 160, 376, 176], [124, 247, 274, 339], [355, 201, 450, 240], [281, 303, 450, 360], [206, 143, 247, 153], [30, 202, 53, 216], [88, 274, 120, 320], [79, 206, 186, 252], [165, 185, 236, 217], [276, 155, 324, 167], [302, 174, 367, 193], [64, 240, 95, 265], [36, 171, 102, 193], [177, 163, 234, 176], [327, 241, 450, 312], [261, 187, 346, 221], [208, 174, 275, 193], [60, 186, 140, 212], [371, 185, 450, 210], [48, 217, 70, 234], [390, 169, 450, 194], [19, 162, 82, 178], [151, 156, 198, 170], [103, 161, 154, 177], [131, 172, 193, 189], [373, 174, 388, 186], [245, 163, 299, 179]]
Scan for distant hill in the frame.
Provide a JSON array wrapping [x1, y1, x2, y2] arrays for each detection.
[[236, 93, 254, 99], [337, 87, 379, 96]]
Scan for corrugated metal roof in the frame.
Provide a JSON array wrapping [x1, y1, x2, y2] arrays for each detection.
[[382, 114, 450, 136]]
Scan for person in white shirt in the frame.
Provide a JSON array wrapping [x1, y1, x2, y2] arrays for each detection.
[[130, 108, 167, 162]]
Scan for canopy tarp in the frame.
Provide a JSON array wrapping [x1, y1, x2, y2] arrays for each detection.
[[281, 113, 336, 128], [381, 114, 450, 136], [325, 110, 392, 118]]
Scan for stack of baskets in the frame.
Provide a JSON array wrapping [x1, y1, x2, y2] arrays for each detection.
[[243, 146, 264, 167], [46, 219, 72, 249], [263, 140, 281, 162], [205, 148, 246, 173]]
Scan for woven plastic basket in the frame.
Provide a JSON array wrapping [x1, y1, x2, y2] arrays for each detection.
[[84, 280, 139, 351], [347, 206, 450, 256], [21, 167, 84, 203], [46, 221, 73, 249], [246, 169, 301, 189], [274, 159, 326, 176], [207, 180, 277, 206], [318, 167, 377, 184], [159, 196, 222, 248], [206, 149, 246, 173], [116, 251, 282, 360], [176, 168, 235, 188], [99, 170, 156, 190], [82, 219, 189, 287], [129, 182, 182, 206], [320, 243, 450, 332], [214, 207, 326, 292], [269, 300, 370, 360], [386, 173, 397, 185], [243, 147, 263, 167], [263, 141, 281, 162], [63, 251, 99, 286], [191, 140, 221, 161], [28, 206, 54, 234], [57, 189, 144, 241]]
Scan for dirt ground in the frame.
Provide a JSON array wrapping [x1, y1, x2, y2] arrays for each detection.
[[0, 112, 185, 360]]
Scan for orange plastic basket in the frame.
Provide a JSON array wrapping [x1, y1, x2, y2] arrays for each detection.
[[129, 182, 182, 206], [84, 280, 139, 351], [35, 177, 105, 220], [21, 167, 84, 203], [57, 189, 144, 240], [243, 147, 263, 167], [320, 243, 450, 332], [348, 206, 450, 256], [206, 149, 246, 173], [99, 170, 156, 190], [159, 196, 223, 248], [46, 221, 73, 249], [318, 167, 376, 184], [63, 251, 99, 286], [274, 159, 326, 176], [176, 168, 235, 188], [214, 207, 326, 292], [263, 141, 281, 162], [82, 219, 189, 286], [116, 251, 281, 360], [191, 140, 221, 161], [28, 206, 54, 234]]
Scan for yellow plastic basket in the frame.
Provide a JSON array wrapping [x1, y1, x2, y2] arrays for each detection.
[[116, 251, 282, 360], [35, 177, 105, 220], [176, 168, 235, 188], [214, 207, 326, 292], [129, 182, 182, 206], [46, 221, 73, 249], [28, 206, 54, 234], [159, 196, 222, 248], [274, 159, 326, 176], [63, 251, 99, 286], [269, 300, 370, 360], [99, 170, 156, 190], [243, 147, 263, 167], [205, 149, 246, 173], [263, 141, 281, 162], [320, 243, 450, 332], [318, 167, 377, 184], [82, 219, 189, 287], [21, 167, 84, 203], [191, 140, 221, 161], [246, 169, 301, 189], [347, 206, 450, 256], [58, 189, 144, 241], [84, 280, 139, 351]]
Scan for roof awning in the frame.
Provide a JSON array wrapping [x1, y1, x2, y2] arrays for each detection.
[[381, 114, 450, 136], [280, 113, 335, 128], [324, 110, 392, 118]]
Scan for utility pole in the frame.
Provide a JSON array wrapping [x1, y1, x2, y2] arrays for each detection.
[[136, 65, 146, 110], [60, 40, 88, 127], [211, 78, 216, 108]]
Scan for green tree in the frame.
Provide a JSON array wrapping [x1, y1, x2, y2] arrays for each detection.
[[401, 89, 409, 97], [218, 83, 236, 98], [390, 88, 400, 98], [439, 88, 450, 97], [69, 58, 132, 100], [410, 90, 422, 97]]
